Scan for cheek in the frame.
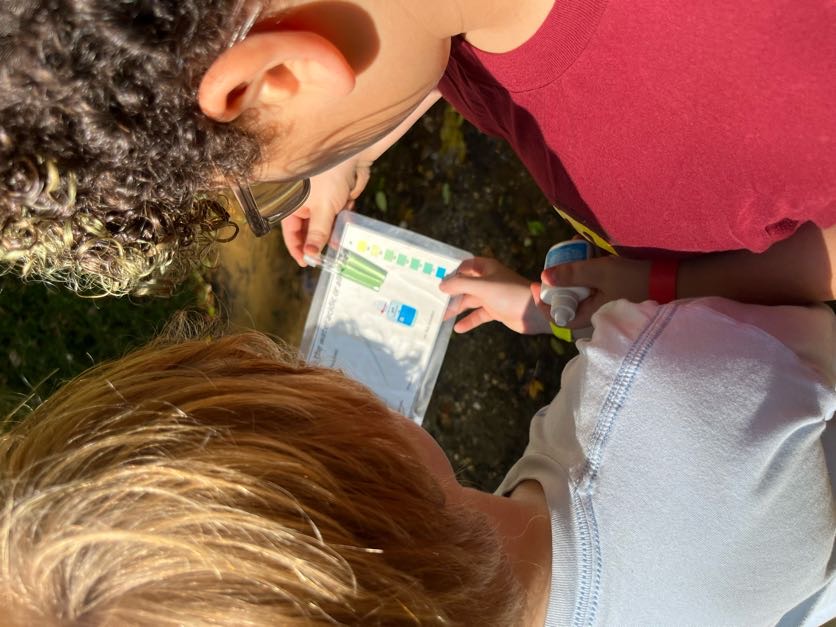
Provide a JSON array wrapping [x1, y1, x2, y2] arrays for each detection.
[[284, 137, 373, 178], [254, 105, 402, 180]]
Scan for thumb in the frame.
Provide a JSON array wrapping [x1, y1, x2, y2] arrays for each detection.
[[280, 208, 310, 266], [302, 190, 347, 256], [302, 168, 356, 256], [530, 282, 544, 305], [303, 209, 337, 257]]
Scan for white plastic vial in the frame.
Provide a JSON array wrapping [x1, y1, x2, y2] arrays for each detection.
[[540, 240, 592, 326]]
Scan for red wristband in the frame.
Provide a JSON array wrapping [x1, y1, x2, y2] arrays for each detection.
[[648, 259, 679, 304]]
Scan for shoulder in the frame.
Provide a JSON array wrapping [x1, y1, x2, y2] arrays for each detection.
[[587, 298, 835, 387]]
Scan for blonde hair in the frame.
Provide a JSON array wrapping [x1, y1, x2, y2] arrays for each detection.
[[0, 330, 521, 625]]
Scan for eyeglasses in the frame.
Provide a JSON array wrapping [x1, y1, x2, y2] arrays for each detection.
[[232, 178, 311, 237], [223, 4, 312, 237]]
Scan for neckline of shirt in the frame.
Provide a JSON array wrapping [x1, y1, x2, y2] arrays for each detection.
[[463, 0, 609, 92]]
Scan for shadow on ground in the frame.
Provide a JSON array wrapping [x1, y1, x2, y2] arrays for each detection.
[[215, 103, 575, 492]]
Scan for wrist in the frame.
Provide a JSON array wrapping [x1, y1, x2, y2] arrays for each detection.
[[648, 259, 679, 304]]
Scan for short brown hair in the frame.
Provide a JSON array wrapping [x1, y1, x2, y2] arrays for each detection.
[[0, 330, 521, 625]]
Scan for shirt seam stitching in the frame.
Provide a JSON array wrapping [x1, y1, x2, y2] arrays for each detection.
[[571, 303, 677, 626], [505, 0, 611, 94]]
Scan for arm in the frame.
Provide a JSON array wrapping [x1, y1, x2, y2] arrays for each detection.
[[541, 223, 836, 328], [677, 222, 835, 303], [281, 89, 443, 265]]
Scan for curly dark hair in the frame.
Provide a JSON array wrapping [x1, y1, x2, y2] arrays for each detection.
[[0, 0, 267, 295]]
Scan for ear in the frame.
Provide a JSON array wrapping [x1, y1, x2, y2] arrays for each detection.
[[198, 30, 356, 123]]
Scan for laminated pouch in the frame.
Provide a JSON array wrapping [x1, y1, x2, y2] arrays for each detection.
[[301, 212, 472, 423]]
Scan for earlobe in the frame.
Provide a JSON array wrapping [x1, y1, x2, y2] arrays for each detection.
[[198, 31, 355, 123]]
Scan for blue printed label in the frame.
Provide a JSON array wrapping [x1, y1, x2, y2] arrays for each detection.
[[384, 301, 417, 327], [545, 241, 591, 268], [396, 304, 417, 326]]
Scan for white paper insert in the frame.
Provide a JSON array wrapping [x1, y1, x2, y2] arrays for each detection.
[[305, 221, 464, 420]]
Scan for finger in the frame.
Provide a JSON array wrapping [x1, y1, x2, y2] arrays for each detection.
[[438, 274, 502, 302], [438, 273, 487, 296], [454, 307, 493, 333], [350, 165, 371, 198], [303, 203, 342, 257], [449, 257, 493, 278], [443, 294, 481, 320], [530, 282, 543, 305], [280, 211, 309, 267]]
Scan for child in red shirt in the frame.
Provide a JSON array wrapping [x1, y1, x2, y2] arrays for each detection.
[[196, 0, 835, 311], [2, 0, 833, 304]]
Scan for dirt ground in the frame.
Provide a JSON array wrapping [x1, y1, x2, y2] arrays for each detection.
[[215, 103, 575, 492]]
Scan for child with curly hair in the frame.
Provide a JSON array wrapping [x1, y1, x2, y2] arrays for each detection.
[[0, 0, 833, 312]]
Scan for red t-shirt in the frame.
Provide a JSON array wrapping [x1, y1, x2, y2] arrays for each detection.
[[438, 0, 835, 255]]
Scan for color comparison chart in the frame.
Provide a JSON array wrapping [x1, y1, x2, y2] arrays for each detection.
[[355, 239, 448, 279]]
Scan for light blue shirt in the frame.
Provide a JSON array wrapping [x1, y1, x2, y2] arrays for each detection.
[[498, 299, 836, 626]]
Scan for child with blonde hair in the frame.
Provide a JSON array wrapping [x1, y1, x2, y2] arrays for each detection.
[[1, 0, 833, 309], [1, 297, 834, 625]]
